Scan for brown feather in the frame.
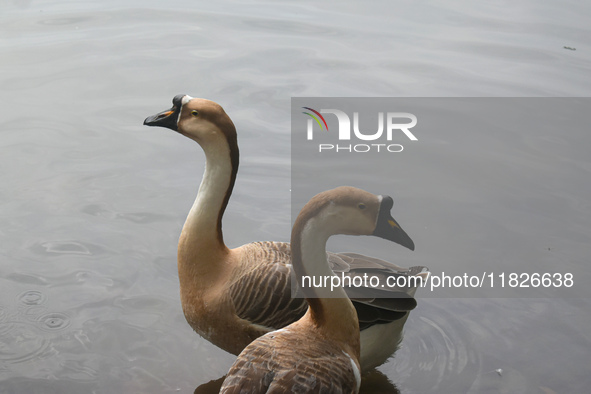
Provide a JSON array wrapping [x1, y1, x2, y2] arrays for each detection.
[[220, 324, 360, 394]]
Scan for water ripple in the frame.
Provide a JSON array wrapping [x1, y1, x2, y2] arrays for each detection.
[[382, 311, 481, 393], [37, 16, 94, 26], [81, 203, 173, 224], [17, 290, 47, 306], [38, 312, 71, 332], [0, 322, 51, 364], [29, 240, 106, 256]]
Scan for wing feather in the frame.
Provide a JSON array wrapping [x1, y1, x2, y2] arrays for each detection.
[[228, 243, 428, 331]]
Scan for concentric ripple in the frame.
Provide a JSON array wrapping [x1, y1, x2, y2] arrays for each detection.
[[17, 290, 47, 306], [0, 322, 51, 364], [380, 306, 483, 393], [38, 312, 71, 331]]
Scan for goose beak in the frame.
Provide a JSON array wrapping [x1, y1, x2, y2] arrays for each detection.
[[373, 195, 415, 251], [143, 106, 179, 131]]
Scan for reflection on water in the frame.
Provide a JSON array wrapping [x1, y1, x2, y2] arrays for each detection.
[[1, 0, 591, 392]]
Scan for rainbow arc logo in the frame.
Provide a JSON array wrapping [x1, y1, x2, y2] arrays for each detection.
[[302, 107, 328, 132]]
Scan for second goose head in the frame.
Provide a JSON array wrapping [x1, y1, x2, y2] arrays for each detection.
[[291, 186, 415, 300], [293, 186, 415, 251]]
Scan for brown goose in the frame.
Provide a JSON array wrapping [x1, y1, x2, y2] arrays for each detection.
[[220, 187, 411, 393], [143, 95, 428, 372]]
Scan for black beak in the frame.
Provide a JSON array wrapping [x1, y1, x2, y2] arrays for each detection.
[[143, 94, 186, 131], [372, 195, 415, 251]]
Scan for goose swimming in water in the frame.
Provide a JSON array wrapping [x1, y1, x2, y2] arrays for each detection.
[[143, 95, 427, 372], [220, 186, 410, 393]]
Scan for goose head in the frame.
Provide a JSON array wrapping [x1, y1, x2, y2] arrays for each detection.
[[143, 94, 237, 150], [293, 186, 414, 251]]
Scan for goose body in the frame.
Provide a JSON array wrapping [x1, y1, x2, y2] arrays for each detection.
[[220, 187, 413, 393], [143, 95, 427, 371]]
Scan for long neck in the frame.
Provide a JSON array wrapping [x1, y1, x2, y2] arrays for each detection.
[[292, 219, 360, 350], [296, 223, 348, 299], [178, 138, 238, 272]]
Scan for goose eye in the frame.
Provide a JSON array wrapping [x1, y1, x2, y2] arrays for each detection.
[[191, 110, 199, 117], [358, 203, 366, 210]]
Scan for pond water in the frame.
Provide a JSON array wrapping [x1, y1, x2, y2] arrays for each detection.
[[1, 1, 590, 393]]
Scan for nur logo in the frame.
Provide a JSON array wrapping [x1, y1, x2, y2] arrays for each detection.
[[302, 107, 418, 153]]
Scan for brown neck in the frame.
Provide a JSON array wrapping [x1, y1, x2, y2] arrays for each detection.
[[177, 133, 239, 282], [291, 206, 360, 358], [306, 298, 360, 358]]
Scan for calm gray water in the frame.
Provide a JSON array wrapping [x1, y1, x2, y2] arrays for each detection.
[[1, 1, 590, 393]]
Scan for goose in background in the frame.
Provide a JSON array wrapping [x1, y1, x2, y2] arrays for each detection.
[[143, 95, 428, 372], [220, 186, 413, 393]]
